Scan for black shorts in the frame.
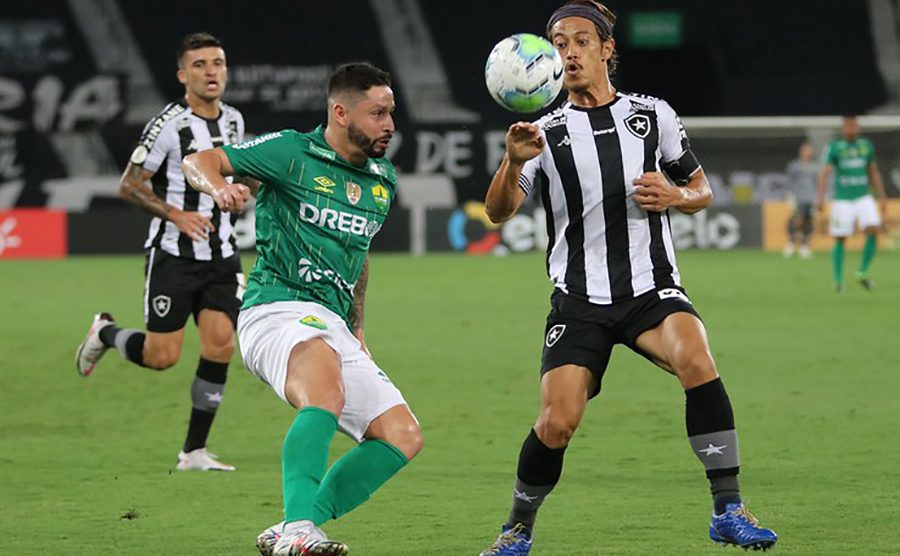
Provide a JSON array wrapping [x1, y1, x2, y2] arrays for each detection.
[[541, 287, 701, 398], [795, 203, 813, 220], [143, 249, 244, 333]]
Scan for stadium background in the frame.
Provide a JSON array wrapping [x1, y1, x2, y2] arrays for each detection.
[[3, 2, 900, 555], [4, 0, 900, 258]]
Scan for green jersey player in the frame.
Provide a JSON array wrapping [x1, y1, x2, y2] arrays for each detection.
[[817, 116, 888, 291], [182, 63, 422, 556]]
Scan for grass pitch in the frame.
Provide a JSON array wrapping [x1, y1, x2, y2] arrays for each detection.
[[1, 250, 899, 555]]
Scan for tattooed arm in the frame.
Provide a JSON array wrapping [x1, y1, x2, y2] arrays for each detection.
[[349, 257, 370, 351], [118, 162, 213, 242]]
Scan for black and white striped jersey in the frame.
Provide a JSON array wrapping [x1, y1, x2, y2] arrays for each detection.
[[518, 92, 701, 305], [130, 99, 244, 261]]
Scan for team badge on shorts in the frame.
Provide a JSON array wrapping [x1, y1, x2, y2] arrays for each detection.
[[346, 181, 361, 205], [546, 324, 566, 347], [152, 295, 171, 318], [624, 113, 651, 139], [300, 315, 328, 330]]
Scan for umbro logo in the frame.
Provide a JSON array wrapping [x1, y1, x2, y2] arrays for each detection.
[[152, 295, 171, 318], [546, 324, 566, 347]]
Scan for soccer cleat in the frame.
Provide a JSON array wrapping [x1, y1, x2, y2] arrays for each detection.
[[856, 273, 875, 291], [782, 244, 794, 258], [176, 447, 236, 471], [479, 523, 533, 556], [834, 282, 844, 294], [798, 245, 812, 259], [75, 312, 115, 377], [256, 521, 285, 556], [709, 503, 778, 551], [272, 520, 348, 556]]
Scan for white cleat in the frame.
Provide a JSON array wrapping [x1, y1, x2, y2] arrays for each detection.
[[799, 245, 812, 259], [176, 447, 236, 471], [257, 521, 285, 556], [75, 312, 115, 377], [273, 520, 348, 556]]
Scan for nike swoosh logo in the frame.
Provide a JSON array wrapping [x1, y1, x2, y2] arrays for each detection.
[[553, 67, 563, 80]]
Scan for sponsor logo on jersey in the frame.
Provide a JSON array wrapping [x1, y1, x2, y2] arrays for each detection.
[[346, 181, 362, 205], [152, 295, 172, 318], [231, 132, 282, 150], [543, 114, 567, 130], [546, 324, 566, 347], [371, 184, 390, 209], [297, 257, 355, 293], [624, 114, 651, 139], [138, 102, 186, 151], [658, 288, 691, 304], [313, 176, 336, 194], [593, 127, 616, 136], [299, 202, 382, 238], [557, 135, 571, 147], [299, 314, 328, 330]]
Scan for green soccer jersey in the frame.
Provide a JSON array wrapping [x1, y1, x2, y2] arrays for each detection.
[[823, 138, 875, 200], [222, 125, 397, 323]]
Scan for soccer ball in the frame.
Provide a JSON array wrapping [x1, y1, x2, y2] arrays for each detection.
[[485, 33, 564, 113]]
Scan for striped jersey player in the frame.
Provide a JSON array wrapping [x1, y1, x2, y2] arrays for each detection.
[[478, 2, 778, 554], [75, 33, 251, 472]]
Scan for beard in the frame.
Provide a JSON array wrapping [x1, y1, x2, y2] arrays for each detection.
[[348, 122, 388, 159]]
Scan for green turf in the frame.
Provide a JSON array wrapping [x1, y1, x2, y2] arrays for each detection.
[[1, 250, 899, 555]]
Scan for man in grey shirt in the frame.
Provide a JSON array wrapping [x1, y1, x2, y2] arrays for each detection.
[[784, 141, 819, 258]]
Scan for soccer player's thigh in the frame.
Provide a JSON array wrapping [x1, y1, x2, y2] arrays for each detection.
[[538, 314, 609, 447], [829, 200, 854, 238], [343, 356, 421, 459], [195, 256, 243, 362], [143, 250, 195, 368], [857, 195, 882, 233], [237, 302, 343, 412], [631, 298, 717, 389]]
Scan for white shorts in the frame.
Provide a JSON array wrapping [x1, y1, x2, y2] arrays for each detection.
[[237, 301, 407, 442], [830, 195, 881, 237]]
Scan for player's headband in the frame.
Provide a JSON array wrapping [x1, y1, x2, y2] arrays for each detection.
[[546, 5, 614, 39]]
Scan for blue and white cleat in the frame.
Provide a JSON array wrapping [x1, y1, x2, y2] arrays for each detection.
[[709, 503, 778, 551], [479, 523, 533, 555]]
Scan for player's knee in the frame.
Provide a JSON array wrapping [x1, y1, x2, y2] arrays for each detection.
[[384, 422, 424, 461], [536, 405, 580, 448], [671, 346, 717, 384], [144, 348, 180, 370], [202, 335, 234, 362]]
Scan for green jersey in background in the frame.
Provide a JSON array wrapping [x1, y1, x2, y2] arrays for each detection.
[[222, 126, 397, 323], [823, 138, 875, 200]]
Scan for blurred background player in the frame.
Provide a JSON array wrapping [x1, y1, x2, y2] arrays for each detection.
[[75, 33, 252, 471], [818, 115, 887, 291], [182, 63, 423, 556], [478, 2, 777, 554], [783, 141, 819, 259]]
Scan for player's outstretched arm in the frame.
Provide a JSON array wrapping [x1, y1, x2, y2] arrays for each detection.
[[485, 122, 542, 223], [633, 168, 712, 214], [119, 162, 212, 242], [182, 148, 249, 213]]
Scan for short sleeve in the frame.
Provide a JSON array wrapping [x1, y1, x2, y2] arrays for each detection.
[[518, 154, 542, 196], [656, 100, 700, 182], [137, 119, 175, 174], [865, 139, 876, 163], [822, 142, 836, 166], [222, 130, 296, 185]]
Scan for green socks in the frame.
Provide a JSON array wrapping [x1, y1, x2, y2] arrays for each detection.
[[283, 407, 338, 523], [312, 439, 409, 525], [860, 234, 877, 274], [832, 240, 845, 285]]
